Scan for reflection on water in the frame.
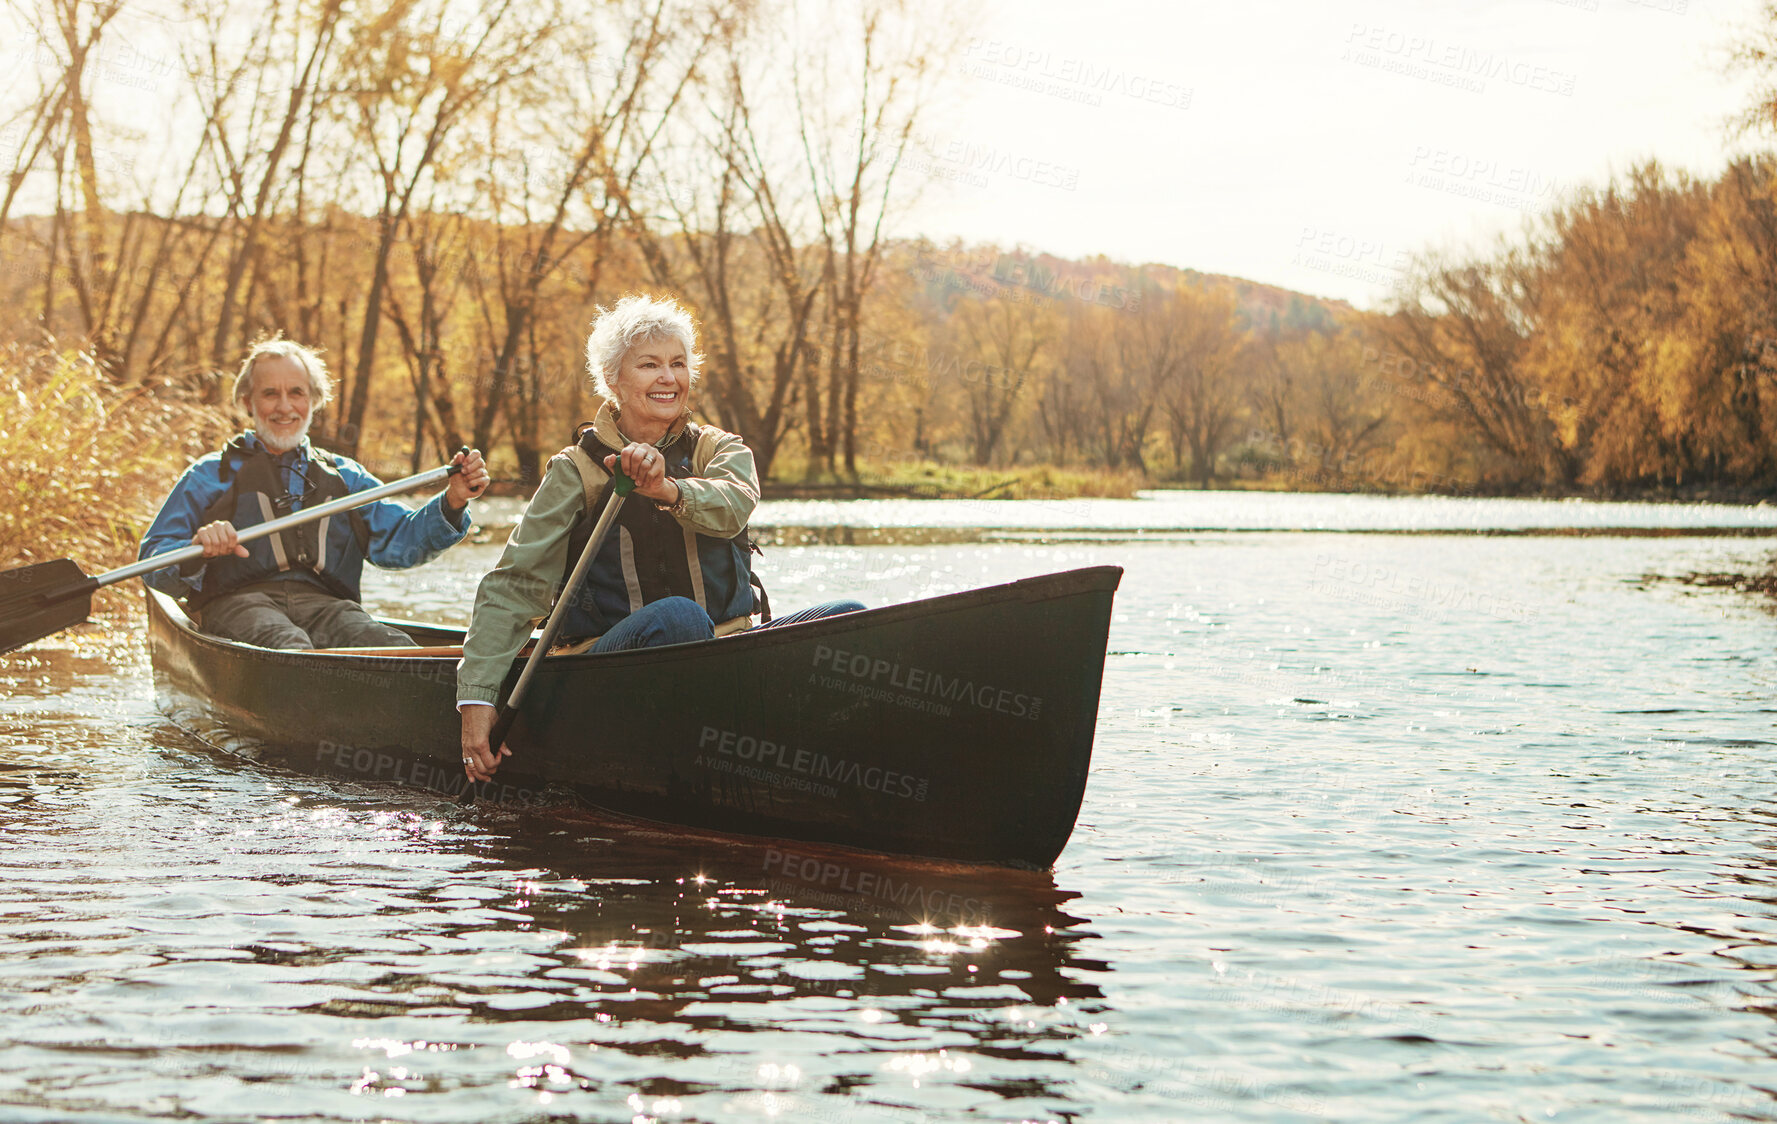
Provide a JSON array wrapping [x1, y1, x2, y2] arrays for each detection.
[[4, 511, 1777, 1121], [0, 668, 1105, 1122]]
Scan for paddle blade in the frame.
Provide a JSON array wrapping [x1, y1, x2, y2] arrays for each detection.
[[0, 560, 101, 655]]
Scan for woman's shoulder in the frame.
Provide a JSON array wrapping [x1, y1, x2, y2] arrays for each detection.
[[689, 420, 746, 447], [689, 422, 749, 462], [689, 420, 742, 441]]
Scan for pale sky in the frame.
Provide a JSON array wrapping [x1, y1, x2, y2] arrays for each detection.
[[4, 0, 1761, 313], [907, 0, 1764, 308]]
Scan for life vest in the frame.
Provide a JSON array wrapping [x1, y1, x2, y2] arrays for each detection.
[[191, 437, 370, 607], [552, 422, 766, 641]]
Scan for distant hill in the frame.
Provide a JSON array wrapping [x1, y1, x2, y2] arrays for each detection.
[[1139, 262, 1355, 335], [903, 239, 1354, 336]]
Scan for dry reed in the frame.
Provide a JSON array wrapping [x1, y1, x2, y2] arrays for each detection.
[[0, 342, 230, 611]]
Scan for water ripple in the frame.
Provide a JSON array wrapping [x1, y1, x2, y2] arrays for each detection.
[[2, 528, 1776, 1120]]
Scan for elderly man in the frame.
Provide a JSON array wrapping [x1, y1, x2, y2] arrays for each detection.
[[139, 337, 490, 649]]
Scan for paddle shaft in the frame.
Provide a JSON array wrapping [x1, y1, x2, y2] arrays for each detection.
[[473, 469, 632, 791], [0, 452, 471, 657], [505, 482, 629, 712], [98, 460, 462, 589]]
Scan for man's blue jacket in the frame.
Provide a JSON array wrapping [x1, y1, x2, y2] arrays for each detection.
[[138, 432, 470, 603]]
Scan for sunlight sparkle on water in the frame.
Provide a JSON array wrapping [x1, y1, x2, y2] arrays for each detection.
[[352, 1038, 453, 1058], [506, 1040, 571, 1066], [885, 1049, 971, 1077], [757, 1062, 801, 1087], [626, 1089, 684, 1124], [570, 941, 648, 971], [952, 924, 1019, 940]]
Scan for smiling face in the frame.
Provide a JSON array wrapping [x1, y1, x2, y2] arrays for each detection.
[[241, 355, 315, 453], [611, 335, 691, 439]]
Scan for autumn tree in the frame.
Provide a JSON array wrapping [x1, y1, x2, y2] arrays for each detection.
[[460, 2, 714, 480], [328, 0, 554, 458], [1153, 284, 1246, 486], [794, 0, 946, 477], [1273, 326, 1393, 478], [1376, 252, 1569, 487], [943, 294, 1051, 465], [1061, 303, 1152, 471]]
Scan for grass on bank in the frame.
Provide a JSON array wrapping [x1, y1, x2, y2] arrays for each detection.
[[769, 457, 1147, 500], [0, 342, 227, 616]]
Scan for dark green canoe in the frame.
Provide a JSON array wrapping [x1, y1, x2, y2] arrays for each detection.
[[146, 565, 1122, 868]]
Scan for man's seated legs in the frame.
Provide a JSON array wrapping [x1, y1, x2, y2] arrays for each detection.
[[284, 582, 417, 648], [196, 581, 315, 649], [196, 579, 416, 650]]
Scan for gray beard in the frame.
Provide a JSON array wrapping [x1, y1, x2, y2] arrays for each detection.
[[254, 423, 310, 454]]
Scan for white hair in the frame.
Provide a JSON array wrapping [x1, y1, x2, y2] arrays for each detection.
[[231, 336, 334, 409], [584, 294, 702, 401]]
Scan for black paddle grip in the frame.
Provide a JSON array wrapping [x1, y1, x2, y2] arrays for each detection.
[[488, 704, 519, 755]]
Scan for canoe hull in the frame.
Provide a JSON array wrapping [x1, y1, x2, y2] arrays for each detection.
[[147, 566, 1121, 868]]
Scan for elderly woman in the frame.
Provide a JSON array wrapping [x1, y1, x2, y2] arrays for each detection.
[[458, 294, 862, 779]]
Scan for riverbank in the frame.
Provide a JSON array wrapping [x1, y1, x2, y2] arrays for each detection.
[[1210, 474, 1777, 504], [481, 460, 1149, 501], [467, 461, 1777, 509], [0, 346, 228, 607], [755, 475, 1777, 504], [760, 461, 1146, 501], [756, 458, 1777, 504]]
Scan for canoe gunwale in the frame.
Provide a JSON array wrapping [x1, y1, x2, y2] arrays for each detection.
[[145, 565, 1125, 677]]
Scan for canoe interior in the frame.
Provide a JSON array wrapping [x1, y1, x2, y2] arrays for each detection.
[[147, 566, 1122, 868]]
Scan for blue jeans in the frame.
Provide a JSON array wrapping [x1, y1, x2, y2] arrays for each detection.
[[590, 596, 866, 653], [757, 599, 867, 630]]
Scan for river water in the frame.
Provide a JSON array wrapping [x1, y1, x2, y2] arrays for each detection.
[[3, 492, 1776, 1123]]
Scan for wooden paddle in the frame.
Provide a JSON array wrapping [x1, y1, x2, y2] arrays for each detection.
[[0, 453, 469, 656], [480, 465, 636, 764]]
